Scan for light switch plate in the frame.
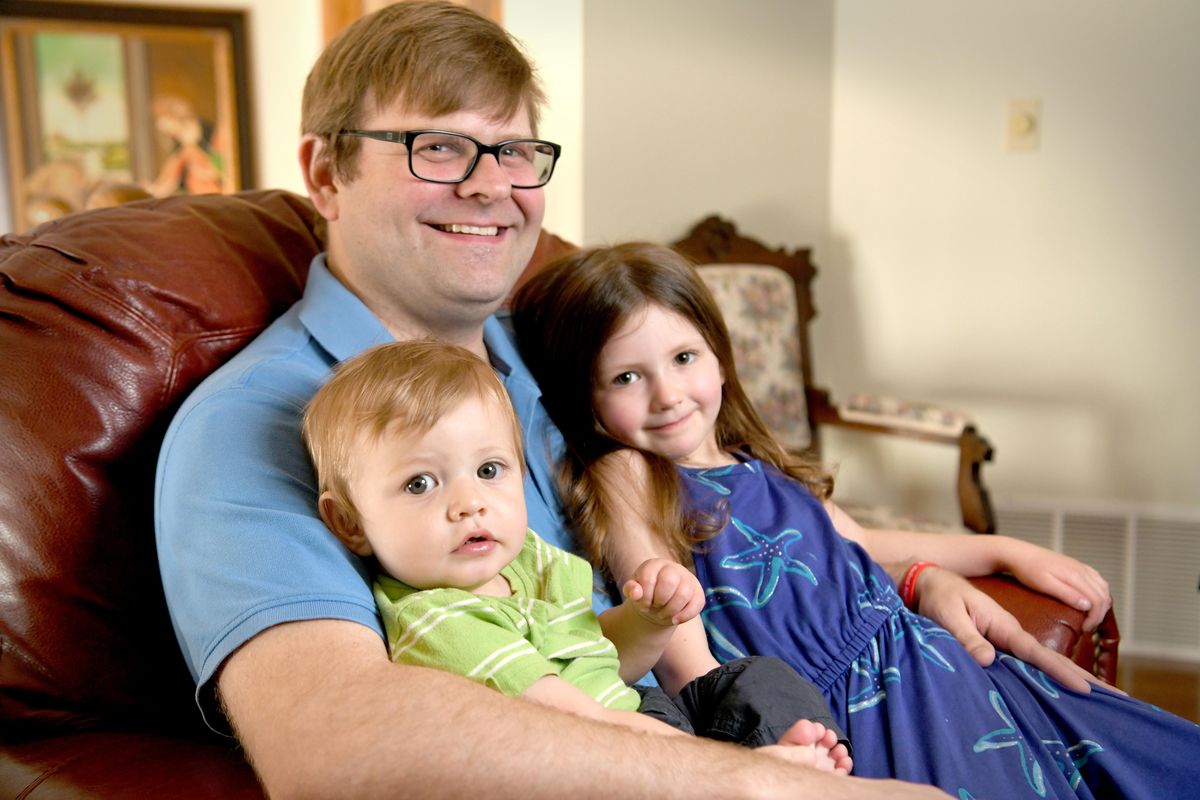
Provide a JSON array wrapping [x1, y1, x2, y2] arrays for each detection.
[[1007, 98, 1042, 152]]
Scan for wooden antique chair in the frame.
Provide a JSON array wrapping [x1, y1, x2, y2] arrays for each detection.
[[673, 215, 996, 535]]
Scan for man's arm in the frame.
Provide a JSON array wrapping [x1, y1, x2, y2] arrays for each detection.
[[219, 618, 949, 799]]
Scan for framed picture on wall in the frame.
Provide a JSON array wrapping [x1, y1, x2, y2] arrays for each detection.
[[0, 1, 255, 233]]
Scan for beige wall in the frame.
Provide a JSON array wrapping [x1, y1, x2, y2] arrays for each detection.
[[580, 0, 834, 252], [822, 0, 1200, 516]]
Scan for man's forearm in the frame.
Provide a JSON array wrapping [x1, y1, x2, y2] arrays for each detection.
[[217, 618, 944, 799]]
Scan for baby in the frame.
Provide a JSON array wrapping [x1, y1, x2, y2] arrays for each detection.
[[302, 340, 851, 770]]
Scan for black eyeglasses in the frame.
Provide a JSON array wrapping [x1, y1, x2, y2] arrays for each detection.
[[336, 129, 561, 188]]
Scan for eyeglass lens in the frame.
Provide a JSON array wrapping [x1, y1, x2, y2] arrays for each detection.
[[409, 132, 556, 187]]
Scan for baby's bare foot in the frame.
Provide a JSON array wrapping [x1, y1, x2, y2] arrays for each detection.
[[773, 719, 853, 774]]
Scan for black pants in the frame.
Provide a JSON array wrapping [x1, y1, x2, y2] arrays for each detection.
[[635, 656, 850, 752]]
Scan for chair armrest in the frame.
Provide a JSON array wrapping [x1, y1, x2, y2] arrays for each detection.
[[808, 387, 996, 533], [968, 574, 1120, 685]]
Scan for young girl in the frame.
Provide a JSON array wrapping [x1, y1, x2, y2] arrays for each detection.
[[511, 242, 1200, 799]]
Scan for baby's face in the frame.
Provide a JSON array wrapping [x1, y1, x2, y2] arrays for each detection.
[[349, 394, 527, 596]]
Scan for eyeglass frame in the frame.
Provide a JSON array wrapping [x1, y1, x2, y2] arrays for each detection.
[[335, 129, 562, 188]]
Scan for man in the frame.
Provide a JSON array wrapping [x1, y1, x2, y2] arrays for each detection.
[[156, 3, 1096, 797]]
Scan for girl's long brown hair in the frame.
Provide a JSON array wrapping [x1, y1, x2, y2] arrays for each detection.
[[511, 242, 832, 572]]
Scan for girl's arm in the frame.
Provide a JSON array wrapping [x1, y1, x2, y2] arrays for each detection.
[[595, 449, 721, 694], [825, 501, 1111, 629]]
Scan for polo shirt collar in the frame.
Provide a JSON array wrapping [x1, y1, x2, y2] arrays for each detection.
[[296, 254, 393, 362]]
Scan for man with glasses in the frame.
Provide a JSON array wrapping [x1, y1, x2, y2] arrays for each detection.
[[156, 2, 947, 798]]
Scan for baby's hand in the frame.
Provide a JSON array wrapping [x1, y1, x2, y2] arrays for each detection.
[[622, 558, 705, 627]]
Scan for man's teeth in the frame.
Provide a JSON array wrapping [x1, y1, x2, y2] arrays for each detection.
[[437, 223, 499, 236]]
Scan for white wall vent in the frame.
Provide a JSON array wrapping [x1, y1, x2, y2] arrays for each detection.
[[995, 498, 1200, 662]]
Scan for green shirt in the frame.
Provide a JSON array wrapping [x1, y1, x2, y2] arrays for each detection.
[[374, 531, 641, 710]]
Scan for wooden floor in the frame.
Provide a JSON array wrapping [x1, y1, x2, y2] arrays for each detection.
[[1117, 655, 1200, 722]]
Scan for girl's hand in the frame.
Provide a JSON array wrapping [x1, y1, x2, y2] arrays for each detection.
[[623, 558, 706, 626], [1001, 542, 1112, 631], [916, 566, 1119, 694]]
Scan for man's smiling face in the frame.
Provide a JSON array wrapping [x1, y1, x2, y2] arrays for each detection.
[[322, 103, 546, 341]]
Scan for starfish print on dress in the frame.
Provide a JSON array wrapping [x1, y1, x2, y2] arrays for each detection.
[[847, 560, 902, 615], [898, 611, 958, 672], [1042, 737, 1103, 790], [719, 516, 817, 606], [688, 463, 750, 496], [699, 585, 753, 661], [847, 639, 901, 713], [997, 653, 1060, 699], [973, 690, 1047, 797]]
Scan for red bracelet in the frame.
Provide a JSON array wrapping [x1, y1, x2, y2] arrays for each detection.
[[899, 561, 938, 608]]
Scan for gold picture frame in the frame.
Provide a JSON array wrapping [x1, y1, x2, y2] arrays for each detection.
[[0, 1, 255, 232]]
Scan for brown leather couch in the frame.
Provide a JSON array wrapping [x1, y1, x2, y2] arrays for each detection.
[[0, 190, 1118, 798]]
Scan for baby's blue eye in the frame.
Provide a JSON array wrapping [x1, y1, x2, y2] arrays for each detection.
[[477, 461, 503, 480], [405, 474, 436, 494]]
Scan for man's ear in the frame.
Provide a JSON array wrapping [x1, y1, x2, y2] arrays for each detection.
[[299, 134, 339, 221], [318, 491, 372, 556]]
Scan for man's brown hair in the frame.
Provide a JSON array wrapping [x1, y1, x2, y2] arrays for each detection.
[[302, 0, 547, 181]]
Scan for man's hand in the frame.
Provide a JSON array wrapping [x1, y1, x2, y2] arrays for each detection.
[[1001, 543, 1112, 631], [622, 558, 706, 626], [915, 566, 1114, 694]]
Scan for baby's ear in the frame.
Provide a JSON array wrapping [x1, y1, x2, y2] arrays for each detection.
[[318, 491, 373, 556]]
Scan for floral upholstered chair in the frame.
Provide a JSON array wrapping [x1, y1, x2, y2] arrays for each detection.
[[673, 216, 995, 535]]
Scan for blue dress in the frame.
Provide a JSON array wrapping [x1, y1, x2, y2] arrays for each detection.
[[682, 460, 1200, 799]]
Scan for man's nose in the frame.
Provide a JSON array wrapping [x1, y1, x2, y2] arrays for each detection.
[[455, 152, 512, 202]]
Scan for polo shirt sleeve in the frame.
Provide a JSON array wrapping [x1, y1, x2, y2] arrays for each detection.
[[156, 363, 383, 704], [375, 583, 558, 698]]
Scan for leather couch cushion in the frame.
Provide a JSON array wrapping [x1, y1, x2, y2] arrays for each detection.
[[0, 190, 321, 735]]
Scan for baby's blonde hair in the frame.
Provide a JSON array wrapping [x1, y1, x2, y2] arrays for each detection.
[[302, 340, 525, 530]]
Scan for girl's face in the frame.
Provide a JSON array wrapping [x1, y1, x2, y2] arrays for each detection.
[[592, 304, 731, 468]]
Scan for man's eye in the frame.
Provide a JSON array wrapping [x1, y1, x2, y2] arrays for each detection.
[[477, 461, 503, 480], [498, 142, 535, 163], [612, 371, 638, 386], [404, 474, 436, 494]]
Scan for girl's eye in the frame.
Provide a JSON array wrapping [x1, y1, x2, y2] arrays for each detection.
[[675, 350, 697, 365], [404, 474, 437, 495], [612, 371, 638, 386], [477, 461, 504, 480]]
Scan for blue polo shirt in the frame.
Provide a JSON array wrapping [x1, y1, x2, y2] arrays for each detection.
[[155, 254, 598, 718]]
